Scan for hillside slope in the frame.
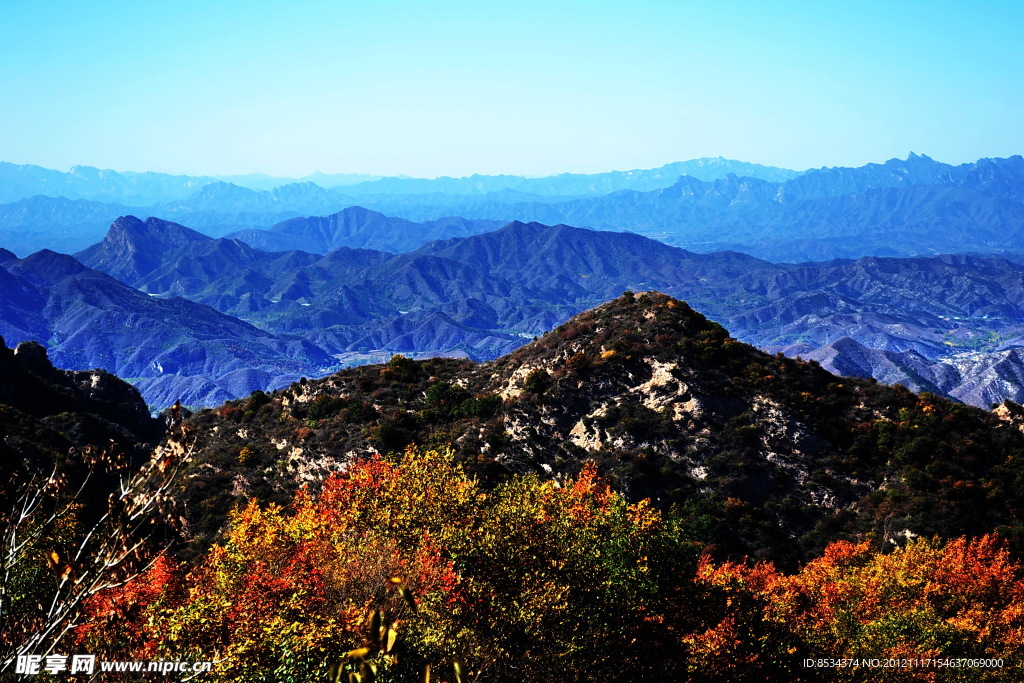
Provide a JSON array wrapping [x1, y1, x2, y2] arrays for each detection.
[[166, 293, 1024, 568], [0, 247, 335, 408]]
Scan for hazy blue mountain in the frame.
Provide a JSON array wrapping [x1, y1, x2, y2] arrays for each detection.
[[337, 158, 801, 196], [0, 157, 797, 205], [227, 207, 503, 254], [786, 338, 1024, 409], [144, 181, 358, 237], [774, 152, 966, 201], [215, 171, 383, 191], [0, 184, 359, 254], [14, 205, 1024, 411], [76, 216, 389, 321], [0, 163, 214, 204], [0, 157, 801, 254], [432, 154, 1024, 261], [69, 215, 1024, 408], [0, 195, 142, 255], [6, 154, 1022, 262], [0, 248, 336, 408]]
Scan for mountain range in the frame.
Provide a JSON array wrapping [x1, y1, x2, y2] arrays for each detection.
[[3, 150, 1024, 411], [0, 244, 334, 407], [0, 157, 798, 204], [4, 154, 1023, 263], [0, 214, 999, 410], [0, 157, 796, 254]]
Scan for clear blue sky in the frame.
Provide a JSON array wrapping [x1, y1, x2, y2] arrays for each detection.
[[1, 0, 1021, 177]]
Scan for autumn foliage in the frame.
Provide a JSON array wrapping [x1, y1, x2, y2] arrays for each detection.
[[80, 448, 1024, 682], [688, 536, 1024, 681]]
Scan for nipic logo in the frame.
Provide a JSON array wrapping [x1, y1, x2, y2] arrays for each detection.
[[13, 655, 213, 676], [15, 655, 95, 675]]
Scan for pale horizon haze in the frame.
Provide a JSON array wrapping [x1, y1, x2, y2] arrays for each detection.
[[1, 0, 1022, 178]]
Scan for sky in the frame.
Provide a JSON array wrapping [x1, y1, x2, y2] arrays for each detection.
[[1, 0, 1022, 178]]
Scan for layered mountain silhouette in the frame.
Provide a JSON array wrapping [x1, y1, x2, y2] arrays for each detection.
[[458, 154, 1024, 261], [59, 215, 1024, 410], [225, 207, 501, 254], [0, 158, 798, 204], [0, 245, 334, 407], [10, 153, 1024, 262], [332, 157, 801, 196], [0, 157, 795, 254], [0, 195, 140, 255], [791, 338, 1024, 409]]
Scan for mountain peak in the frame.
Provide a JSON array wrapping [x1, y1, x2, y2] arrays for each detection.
[[75, 215, 211, 282], [171, 288, 1024, 567], [493, 291, 737, 385], [105, 215, 207, 244], [5, 248, 93, 287]]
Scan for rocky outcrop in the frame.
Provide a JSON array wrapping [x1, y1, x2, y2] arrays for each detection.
[[0, 336, 160, 442]]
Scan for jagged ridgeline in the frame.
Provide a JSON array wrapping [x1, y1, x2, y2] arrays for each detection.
[[169, 292, 1024, 568]]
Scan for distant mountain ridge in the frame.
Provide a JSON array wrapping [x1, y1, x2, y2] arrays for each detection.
[[0, 162, 381, 204], [0, 244, 335, 407], [57, 215, 1024, 409], [459, 154, 1024, 261], [334, 158, 802, 196], [0, 157, 800, 204], [1, 157, 804, 255], [6, 152, 1019, 262], [226, 207, 503, 254]]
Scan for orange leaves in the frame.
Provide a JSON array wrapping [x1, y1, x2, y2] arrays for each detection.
[[75, 442, 1024, 681], [687, 535, 1024, 679], [120, 448, 479, 680], [562, 462, 615, 523], [683, 615, 748, 674], [75, 554, 183, 658]]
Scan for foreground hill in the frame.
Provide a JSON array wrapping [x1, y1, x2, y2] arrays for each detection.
[[168, 293, 1024, 569], [9, 295, 1024, 682], [0, 336, 160, 452]]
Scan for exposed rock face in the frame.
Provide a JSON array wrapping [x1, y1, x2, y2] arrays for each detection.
[[12, 340, 52, 377]]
